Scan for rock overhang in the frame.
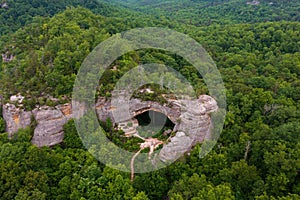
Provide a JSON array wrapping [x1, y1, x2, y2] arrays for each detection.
[[2, 93, 218, 162]]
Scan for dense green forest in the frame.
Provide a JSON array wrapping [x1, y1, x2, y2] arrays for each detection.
[[106, 0, 300, 25], [0, 0, 299, 199], [0, 0, 109, 36], [0, 0, 147, 36]]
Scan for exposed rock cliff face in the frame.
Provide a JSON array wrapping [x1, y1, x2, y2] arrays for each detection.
[[2, 103, 72, 147], [31, 104, 72, 147], [2, 104, 32, 137], [2, 94, 218, 163], [159, 95, 217, 162], [96, 96, 181, 125]]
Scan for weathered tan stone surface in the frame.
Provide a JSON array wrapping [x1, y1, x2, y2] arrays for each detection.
[[159, 95, 218, 162], [2, 103, 72, 147], [2, 104, 32, 137], [31, 104, 72, 147], [3, 94, 218, 162]]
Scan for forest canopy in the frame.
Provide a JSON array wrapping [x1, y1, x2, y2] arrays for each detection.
[[0, 1, 299, 199]]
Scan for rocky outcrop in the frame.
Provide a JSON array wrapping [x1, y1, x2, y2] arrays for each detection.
[[97, 97, 180, 125], [31, 104, 72, 147], [129, 98, 180, 124], [0, 2, 8, 9], [2, 94, 218, 162], [2, 104, 32, 137], [1, 52, 14, 62], [159, 131, 193, 162], [159, 95, 217, 162], [97, 93, 218, 162], [2, 103, 72, 146]]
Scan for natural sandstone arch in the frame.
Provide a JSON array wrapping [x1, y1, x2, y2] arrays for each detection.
[[132, 108, 177, 126], [2, 93, 219, 182], [133, 109, 176, 138], [3, 93, 218, 161], [128, 99, 180, 125]]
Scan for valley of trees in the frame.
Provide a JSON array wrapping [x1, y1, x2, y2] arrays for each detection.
[[107, 0, 300, 25], [0, 0, 299, 199]]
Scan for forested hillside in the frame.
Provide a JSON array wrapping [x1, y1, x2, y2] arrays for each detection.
[[0, 1, 299, 200], [0, 0, 137, 36], [107, 0, 300, 25]]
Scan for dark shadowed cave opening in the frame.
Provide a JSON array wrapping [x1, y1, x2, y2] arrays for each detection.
[[135, 110, 175, 137]]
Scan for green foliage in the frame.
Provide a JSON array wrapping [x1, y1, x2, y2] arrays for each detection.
[[134, 170, 169, 199], [62, 120, 84, 149], [108, 0, 300, 26], [169, 173, 234, 200], [11, 127, 33, 143], [133, 192, 150, 200], [0, 1, 299, 199], [0, 7, 110, 101], [0, 0, 119, 36], [168, 173, 210, 199], [15, 189, 47, 200], [0, 117, 5, 133]]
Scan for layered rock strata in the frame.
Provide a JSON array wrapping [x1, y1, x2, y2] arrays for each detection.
[[2, 94, 218, 162]]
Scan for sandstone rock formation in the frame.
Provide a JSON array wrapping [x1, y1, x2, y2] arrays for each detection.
[[2, 103, 32, 137], [159, 95, 218, 162], [31, 104, 72, 147], [2, 93, 218, 163], [2, 103, 72, 147]]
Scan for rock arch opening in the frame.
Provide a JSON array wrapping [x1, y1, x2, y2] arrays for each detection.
[[134, 110, 175, 138], [135, 110, 175, 129]]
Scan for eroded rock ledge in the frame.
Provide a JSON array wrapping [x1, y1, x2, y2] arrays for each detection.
[[2, 94, 218, 162], [2, 103, 72, 147]]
